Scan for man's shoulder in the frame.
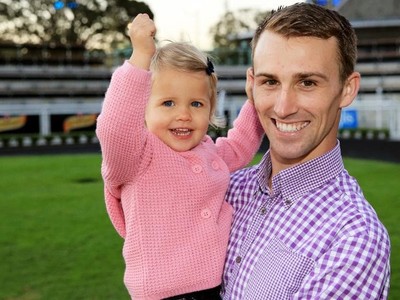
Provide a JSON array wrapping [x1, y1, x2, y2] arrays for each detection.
[[225, 165, 260, 207], [230, 165, 259, 187], [329, 171, 389, 244]]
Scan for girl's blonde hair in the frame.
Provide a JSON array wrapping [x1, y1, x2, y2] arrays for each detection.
[[150, 42, 218, 126]]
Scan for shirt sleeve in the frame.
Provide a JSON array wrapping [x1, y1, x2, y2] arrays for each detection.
[[215, 100, 265, 173], [294, 232, 390, 299]]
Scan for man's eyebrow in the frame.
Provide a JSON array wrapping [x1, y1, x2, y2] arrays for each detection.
[[254, 72, 275, 78], [295, 72, 329, 81], [254, 72, 329, 81]]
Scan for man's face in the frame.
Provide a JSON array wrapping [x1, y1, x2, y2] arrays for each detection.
[[249, 31, 359, 173]]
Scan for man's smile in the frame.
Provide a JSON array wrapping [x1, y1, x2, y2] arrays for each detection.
[[274, 120, 310, 133]]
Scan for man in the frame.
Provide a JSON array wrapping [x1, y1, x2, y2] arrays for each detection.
[[222, 3, 391, 299]]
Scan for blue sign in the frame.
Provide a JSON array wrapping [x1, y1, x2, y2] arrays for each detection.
[[54, 1, 78, 10], [67, 1, 78, 9], [339, 109, 358, 129], [316, 0, 328, 5], [314, 0, 342, 6], [53, 1, 64, 10]]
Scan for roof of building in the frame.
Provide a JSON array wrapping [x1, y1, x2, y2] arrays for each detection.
[[338, 0, 400, 21]]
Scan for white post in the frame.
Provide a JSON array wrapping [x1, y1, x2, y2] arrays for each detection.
[[40, 106, 50, 136]]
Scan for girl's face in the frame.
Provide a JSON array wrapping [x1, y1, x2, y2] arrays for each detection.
[[145, 68, 212, 152]]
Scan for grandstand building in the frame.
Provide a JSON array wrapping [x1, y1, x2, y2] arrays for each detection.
[[0, 0, 399, 158], [217, 0, 400, 141]]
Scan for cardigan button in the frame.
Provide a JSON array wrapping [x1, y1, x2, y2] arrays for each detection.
[[211, 160, 219, 170], [201, 208, 212, 219], [191, 164, 202, 173]]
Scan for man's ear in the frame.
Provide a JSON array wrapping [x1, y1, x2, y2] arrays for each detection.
[[246, 67, 255, 103], [340, 71, 361, 108]]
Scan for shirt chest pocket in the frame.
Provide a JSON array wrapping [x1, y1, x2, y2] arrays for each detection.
[[244, 237, 315, 300]]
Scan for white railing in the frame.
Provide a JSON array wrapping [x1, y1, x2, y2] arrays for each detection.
[[348, 97, 400, 140]]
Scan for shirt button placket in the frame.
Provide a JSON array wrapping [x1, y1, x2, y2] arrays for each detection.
[[284, 197, 292, 209], [260, 207, 267, 215], [228, 192, 270, 297]]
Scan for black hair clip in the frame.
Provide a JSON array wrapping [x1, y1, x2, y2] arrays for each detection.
[[206, 57, 214, 75]]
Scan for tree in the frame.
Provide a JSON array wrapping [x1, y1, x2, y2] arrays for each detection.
[[0, 0, 153, 51], [210, 9, 264, 49], [209, 8, 267, 64]]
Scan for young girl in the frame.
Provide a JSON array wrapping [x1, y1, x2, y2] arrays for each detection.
[[96, 14, 264, 300]]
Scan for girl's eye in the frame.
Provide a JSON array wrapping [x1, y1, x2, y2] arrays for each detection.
[[162, 100, 174, 107], [191, 101, 203, 108]]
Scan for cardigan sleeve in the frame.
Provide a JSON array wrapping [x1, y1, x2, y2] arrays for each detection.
[[96, 61, 152, 237], [215, 100, 264, 173], [96, 61, 152, 185]]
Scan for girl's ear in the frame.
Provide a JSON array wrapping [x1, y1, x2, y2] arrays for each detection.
[[340, 71, 361, 108], [246, 67, 255, 103]]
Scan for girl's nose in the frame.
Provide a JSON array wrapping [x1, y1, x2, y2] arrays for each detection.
[[176, 106, 191, 121]]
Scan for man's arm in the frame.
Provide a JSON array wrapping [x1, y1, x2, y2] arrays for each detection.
[[295, 231, 390, 299]]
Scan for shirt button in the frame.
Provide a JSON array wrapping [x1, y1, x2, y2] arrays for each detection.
[[211, 160, 219, 170], [260, 207, 267, 215], [201, 208, 211, 219], [284, 198, 292, 206], [235, 256, 242, 264], [191, 164, 202, 173]]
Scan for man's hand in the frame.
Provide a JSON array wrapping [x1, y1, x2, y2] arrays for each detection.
[[127, 13, 156, 70]]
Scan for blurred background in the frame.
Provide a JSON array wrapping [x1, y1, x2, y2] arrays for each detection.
[[0, 0, 399, 159], [0, 0, 399, 299]]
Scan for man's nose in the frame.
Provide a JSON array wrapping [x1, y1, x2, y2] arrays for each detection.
[[273, 88, 298, 118]]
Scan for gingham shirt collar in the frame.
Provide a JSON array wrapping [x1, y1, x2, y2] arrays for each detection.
[[255, 141, 344, 208]]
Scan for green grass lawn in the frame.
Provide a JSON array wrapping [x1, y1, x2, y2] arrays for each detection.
[[0, 153, 398, 299]]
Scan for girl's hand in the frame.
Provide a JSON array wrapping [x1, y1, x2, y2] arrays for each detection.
[[127, 13, 156, 69]]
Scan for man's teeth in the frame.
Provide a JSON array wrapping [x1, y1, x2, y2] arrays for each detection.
[[276, 121, 309, 132], [172, 128, 191, 136]]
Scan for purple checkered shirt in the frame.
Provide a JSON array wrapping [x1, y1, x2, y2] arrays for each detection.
[[222, 142, 390, 299]]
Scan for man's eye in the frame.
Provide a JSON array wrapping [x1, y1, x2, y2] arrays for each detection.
[[191, 101, 203, 108], [301, 80, 315, 87], [162, 100, 174, 107], [264, 79, 278, 86]]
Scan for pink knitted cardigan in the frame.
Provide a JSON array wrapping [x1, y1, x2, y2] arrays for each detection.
[[96, 62, 264, 299]]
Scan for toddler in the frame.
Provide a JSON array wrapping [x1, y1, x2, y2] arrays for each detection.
[[96, 14, 264, 300]]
